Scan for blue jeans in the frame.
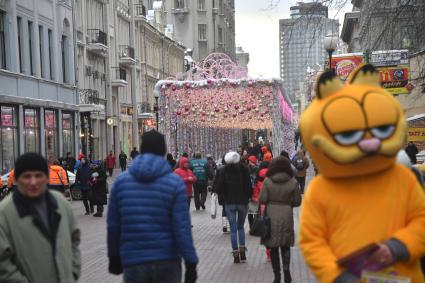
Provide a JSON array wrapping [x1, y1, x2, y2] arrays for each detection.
[[124, 260, 182, 283], [225, 204, 248, 250]]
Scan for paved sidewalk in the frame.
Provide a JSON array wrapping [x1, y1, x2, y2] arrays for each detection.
[[74, 189, 316, 283]]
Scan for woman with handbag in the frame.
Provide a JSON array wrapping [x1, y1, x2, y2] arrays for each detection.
[[259, 157, 301, 283]]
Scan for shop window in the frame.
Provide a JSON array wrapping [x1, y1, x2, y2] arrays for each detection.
[[24, 108, 40, 153], [0, 106, 18, 174], [62, 112, 74, 157], [45, 109, 58, 164]]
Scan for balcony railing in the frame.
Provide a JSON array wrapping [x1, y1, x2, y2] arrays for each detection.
[[79, 89, 106, 106], [119, 45, 135, 59], [112, 67, 127, 81], [87, 29, 107, 46], [135, 4, 146, 16]]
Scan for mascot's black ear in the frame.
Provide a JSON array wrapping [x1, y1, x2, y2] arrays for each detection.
[[316, 71, 343, 100], [347, 64, 380, 87]]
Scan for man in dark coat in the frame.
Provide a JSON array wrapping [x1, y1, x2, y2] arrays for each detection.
[[90, 163, 108, 217], [130, 147, 139, 160], [76, 157, 93, 215], [119, 151, 127, 172], [66, 152, 76, 173], [405, 141, 419, 164], [107, 130, 198, 283]]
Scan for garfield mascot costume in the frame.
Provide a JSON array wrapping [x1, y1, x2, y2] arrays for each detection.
[[299, 64, 425, 282]]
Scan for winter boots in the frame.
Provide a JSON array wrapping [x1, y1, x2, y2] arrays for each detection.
[[283, 270, 292, 283], [273, 272, 281, 283], [93, 205, 104, 217], [232, 250, 240, 264], [239, 246, 247, 261]]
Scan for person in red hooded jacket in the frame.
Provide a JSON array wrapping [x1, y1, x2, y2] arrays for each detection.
[[248, 161, 269, 230], [174, 157, 197, 207], [261, 146, 273, 162]]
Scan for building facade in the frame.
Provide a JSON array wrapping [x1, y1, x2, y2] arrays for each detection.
[[235, 46, 249, 71], [0, 0, 78, 173], [341, 0, 425, 53], [157, 0, 235, 61], [279, 2, 339, 100], [74, 0, 185, 161]]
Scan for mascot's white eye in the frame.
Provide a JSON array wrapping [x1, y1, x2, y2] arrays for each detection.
[[334, 130, 365, 146], [370, 125, 395, 139]]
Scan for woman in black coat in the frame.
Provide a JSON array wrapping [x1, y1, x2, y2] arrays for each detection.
[[90, 163, 108, 217]]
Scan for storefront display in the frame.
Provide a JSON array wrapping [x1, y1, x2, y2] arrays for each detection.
[[24, 108, 40, 153], [62, 112, 74, 156], [44, 110, 58, 164], [0, 106, 18, 174]]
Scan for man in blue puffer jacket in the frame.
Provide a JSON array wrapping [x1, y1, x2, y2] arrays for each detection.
[[107, 130, 198, 283]]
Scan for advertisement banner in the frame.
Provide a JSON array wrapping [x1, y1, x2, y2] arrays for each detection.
[[330, 54, 364, 81], [408, 127, 425, 142], [377, 66, 410, 95], [370, 50, 409, 67]]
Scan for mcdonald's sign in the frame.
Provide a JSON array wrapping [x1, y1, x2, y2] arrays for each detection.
[[377, 66, 410, 95]]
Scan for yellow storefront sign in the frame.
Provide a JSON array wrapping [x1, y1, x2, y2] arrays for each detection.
[[408, 128, 425, 141]]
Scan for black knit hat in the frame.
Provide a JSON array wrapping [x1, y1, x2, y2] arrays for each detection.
[[140, 130, 167, 156], [14, 152, 49, 179]]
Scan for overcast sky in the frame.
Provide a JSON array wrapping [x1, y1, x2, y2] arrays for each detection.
[[235, 0, 352, 78]]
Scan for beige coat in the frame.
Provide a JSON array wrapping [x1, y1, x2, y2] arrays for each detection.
[[0, 190, 81, 283], [259, 173, 301, 247]]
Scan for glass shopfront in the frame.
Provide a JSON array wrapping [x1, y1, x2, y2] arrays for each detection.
[[62, 112, 74, 156], [0, 106, 18, 174], [24, 108, 40, 153], [44, 109, 58, 164]]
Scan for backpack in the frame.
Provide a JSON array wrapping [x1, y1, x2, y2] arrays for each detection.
[[295, 158, 305, 170]]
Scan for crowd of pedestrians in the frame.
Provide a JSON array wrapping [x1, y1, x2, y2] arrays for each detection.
[[1, 128, 425, 283]]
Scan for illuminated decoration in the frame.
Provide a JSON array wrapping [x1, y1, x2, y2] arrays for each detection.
[[154, 53, 295, 158]]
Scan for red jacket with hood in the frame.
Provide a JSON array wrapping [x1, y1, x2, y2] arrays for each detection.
[[252, 168, 268, 202], [261, 146, 272, 162], [174, 157, 197, 197]]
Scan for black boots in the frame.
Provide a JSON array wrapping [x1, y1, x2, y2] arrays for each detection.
[[283, 270, 292, 283], [93, 205, 104, 217], [232, 250, 240, 263], [273, 272, 281, 283], [239, 246, 247, 261]]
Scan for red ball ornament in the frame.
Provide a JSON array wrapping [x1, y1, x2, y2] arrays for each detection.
[[171, 85, 177, 91]]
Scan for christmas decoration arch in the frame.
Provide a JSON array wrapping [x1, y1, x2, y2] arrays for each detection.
[[154, 54, 295, 159]]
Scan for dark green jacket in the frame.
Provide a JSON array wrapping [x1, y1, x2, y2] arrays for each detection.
[[0, 190, 81, 283]]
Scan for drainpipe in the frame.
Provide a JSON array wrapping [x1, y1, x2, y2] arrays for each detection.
[[71, 0, 80, 156], [143, 26, 148, 108]]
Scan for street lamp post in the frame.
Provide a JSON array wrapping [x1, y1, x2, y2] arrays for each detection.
[[324, 35, 339, 73]]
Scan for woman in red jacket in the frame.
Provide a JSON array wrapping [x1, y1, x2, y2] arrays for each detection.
[[174, 157, 197, 207]]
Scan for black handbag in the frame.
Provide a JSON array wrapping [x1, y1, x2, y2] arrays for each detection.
[[250, 213, 271, 240]]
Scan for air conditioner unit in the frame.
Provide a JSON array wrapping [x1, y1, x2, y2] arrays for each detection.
[[86, 66, 93, 76]]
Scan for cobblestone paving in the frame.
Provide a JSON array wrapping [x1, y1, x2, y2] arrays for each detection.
[[75, 170, 316, 283]]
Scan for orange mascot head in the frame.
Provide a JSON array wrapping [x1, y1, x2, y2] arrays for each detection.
[[300, 64, 406, 178]]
